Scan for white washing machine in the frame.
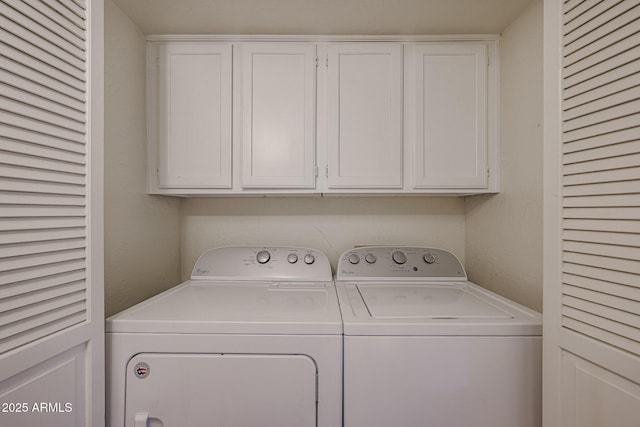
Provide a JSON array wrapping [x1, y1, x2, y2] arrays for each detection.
[[107, 246, 342, 427], [336, 246, 542, 427]]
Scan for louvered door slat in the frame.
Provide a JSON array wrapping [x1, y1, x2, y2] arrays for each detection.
[[563, 273, 640, 301], [21, 0, 85, 38], [564, 85, 640, 122], [0, 53, 85, 102], [2, 248, 86, 272], [0, 151, 85, 174], [0, 205, 86, 218], [0, 287, 85, 327], [0, 259, 85, 287], [2, 139, 85, 164], [0, 3, 85, 61], [0, 310, 85, 354], [564, 218, 640, 233], [0, 13, 85, 72], [0, 165, 86, 185], [0, 127, 85, 154], [39, 0, 85, 30], [564, 286, 640, 315], [564, 45, 640, 89], [0, 36, 85, 91], [1, 96, 85, 133], [563, 113, 640, 143], [1, 270, 85, 299], [564, 127, 639, 153], [562, 179, 640, 196], [0, 217, 86, 232], [1, 81, 85, 123], [563, 0, 601, 29], [564, 206, 640, 220], [57, 0, 85, 20], [2, 0, 85, 49], [0, 239, 85, 259], [564, 230, 640, 247], [564, 3, 640, 60], [0, 68, 85, 113], [0, 178, 85, 195], [0, 228, 86, 245], [564, 153, 640, 175], [564, 263, 640, 288], [0, 192, 85, 207], [564, 141, 640, 164], [564, 69, 640, 111], [565, 1, 640, 47], [564, 193, 640, 207], [0, 111, 85, 144], [563, 240, 640, 260], [563, 165, 640, 185]]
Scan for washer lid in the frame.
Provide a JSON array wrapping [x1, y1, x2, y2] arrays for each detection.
[[336, 281, 542, 336], [107, 280, 342, 335], [358, 284, 512, 319]]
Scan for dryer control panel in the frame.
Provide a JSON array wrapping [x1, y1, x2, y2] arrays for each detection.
[[191, 246, 332, 282], [337, 247, 467, 281]]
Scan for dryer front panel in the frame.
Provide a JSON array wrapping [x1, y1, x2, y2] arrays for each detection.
[[125, 353, 317, 427]]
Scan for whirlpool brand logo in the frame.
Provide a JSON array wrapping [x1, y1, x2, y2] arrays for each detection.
[[134, 362, 150, 379]]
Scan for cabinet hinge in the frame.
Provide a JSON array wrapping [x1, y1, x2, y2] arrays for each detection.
[[315, 56, 319, 67], [325, 165, 329, 178], [326, 54, 329, 68], [315, 165, 318, 177], [487, 168, 490, 178]]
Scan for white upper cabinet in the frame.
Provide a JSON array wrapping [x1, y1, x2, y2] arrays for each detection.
[[327, 43, 403, 189], [147, 36, 498, 195], [241, 43, 316, 188], [155, 42, 232, 189], [411, 43, 489, 189]]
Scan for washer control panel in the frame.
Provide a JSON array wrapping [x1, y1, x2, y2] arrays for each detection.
[[191, 246, 331, 281], [337, 247, 466, 281]]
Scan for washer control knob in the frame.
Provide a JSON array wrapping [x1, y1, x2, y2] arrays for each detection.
[[392, 250, 407, 265], [256, 250, 271, 264], [287, 253, 298, 264], [304, 254, 315, 265], [348, 254, 361, 264], [423, 253, 436, 264], [365, 253, 377, 264]]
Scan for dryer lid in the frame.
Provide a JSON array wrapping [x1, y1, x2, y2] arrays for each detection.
[[357, 283, 512, 319]]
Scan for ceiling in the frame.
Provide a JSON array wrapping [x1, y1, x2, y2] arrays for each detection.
[[110, 0, 537, 35]]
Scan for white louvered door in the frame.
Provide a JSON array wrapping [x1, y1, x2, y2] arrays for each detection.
[[0, 1, 104, 426], [544, 1, 640, 426]]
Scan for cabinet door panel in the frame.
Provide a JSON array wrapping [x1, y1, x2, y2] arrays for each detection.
[[242, 43, 316, 188], [158, 43, 232, 188], [327, 43, 403, 189], [413, 44, 488, 189]]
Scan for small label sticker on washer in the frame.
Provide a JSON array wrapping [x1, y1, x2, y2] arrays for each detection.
[[134, 362, 150, 379]]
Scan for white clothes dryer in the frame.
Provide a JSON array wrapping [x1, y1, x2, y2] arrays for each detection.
[[107, 246, 342, 427], [336, 246, 542, 427]]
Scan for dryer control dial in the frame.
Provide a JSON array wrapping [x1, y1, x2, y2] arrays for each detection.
[[392, 250, 407, 265], [304, 254, 316, 265], [348, 254, 361, 264], [287, 253, 298, 264], [256, 250, 271, 264], [365, 253, 377, 264]]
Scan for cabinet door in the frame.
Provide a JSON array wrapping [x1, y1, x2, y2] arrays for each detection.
[[241, 43, 316, 188], [413, 43, 488, 189], [327, 43, 403, 188], [157, 43, 232, 188]]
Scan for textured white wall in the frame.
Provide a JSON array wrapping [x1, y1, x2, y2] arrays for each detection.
[[104, 0, 182, 317], [181, 197, 465, 279], [465, 0, 543, 311]]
